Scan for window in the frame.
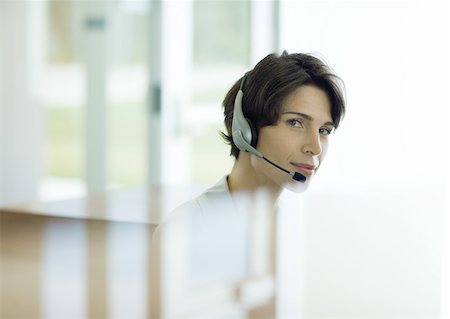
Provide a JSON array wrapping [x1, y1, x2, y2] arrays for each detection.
[[42, 0, 150, 200]]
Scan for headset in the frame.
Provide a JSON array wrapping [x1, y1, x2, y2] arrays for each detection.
[[231, 74, 307, 183]]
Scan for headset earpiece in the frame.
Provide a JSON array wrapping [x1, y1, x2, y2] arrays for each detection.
[[231, 74, 262, 158], [247, 119, 258, 148]]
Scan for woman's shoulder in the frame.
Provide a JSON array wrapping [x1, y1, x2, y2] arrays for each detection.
[[152, 176, 234, 243], [155, 176, 233, 229]]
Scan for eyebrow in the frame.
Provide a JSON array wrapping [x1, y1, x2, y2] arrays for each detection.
[[281, 111, 335, 127]]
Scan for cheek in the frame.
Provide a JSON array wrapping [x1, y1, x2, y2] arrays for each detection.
[[257, 127, 296, 156], [259, 136, 293, 158], [321, 139, 329, 156], [318, 140, 329, 164], [256, 128, 278, 152]]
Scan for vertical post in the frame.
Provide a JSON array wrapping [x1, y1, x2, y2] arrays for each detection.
[[82, 2, 110, 194], [148, 2, 193, 318], [148, 0, 193, 187], [249, 0, 280, 66], [0, 1, 46, 205], [148, 0, 163, 186]]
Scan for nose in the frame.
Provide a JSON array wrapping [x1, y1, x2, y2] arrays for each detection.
[[301, 130, 322, 156]]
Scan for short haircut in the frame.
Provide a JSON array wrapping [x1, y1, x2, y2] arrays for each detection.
[[221, 51, 346, 159]]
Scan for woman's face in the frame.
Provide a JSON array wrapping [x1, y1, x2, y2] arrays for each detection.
[[252, 84, 334, 192]]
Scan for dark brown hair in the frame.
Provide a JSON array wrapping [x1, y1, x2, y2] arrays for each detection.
[[221, 51, 346, 158]]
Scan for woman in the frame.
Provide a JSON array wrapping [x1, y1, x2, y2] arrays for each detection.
[[151, 52, 346, 318], [170, 51, 345, 216]]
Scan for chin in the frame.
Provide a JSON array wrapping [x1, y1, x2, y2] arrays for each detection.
[[282, 179, 310, 193]]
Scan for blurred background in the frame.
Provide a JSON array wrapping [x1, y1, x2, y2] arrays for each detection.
[[1, 1, 450, 317], [0, 0, 449, 204]]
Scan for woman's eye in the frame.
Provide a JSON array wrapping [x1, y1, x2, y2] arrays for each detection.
[[319, 127, 333, 136], [287, 119, 303, 128]]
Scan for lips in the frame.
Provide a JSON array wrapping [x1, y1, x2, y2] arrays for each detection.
[[290, 162, 316, 175]]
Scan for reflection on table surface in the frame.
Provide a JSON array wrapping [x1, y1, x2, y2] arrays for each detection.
[[0, 188, 445, 318]]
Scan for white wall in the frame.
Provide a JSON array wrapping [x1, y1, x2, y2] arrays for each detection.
[[280, 190, 443, 318], [279, 1, 449, 317], [280, 1, 449, 196], [0, 1, 46, 205]]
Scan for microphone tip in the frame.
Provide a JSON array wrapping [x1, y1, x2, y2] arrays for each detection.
[[293, 172, 307, 183]]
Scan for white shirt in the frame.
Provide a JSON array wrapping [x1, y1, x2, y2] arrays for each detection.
[[169, 175, 235, 218], [154, 176, 250, 285]]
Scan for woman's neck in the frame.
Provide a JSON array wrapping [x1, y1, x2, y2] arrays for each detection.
[[227, 152, 282, 207]]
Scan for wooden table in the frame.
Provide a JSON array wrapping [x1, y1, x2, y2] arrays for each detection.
[[0, 187, 276, 319]]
